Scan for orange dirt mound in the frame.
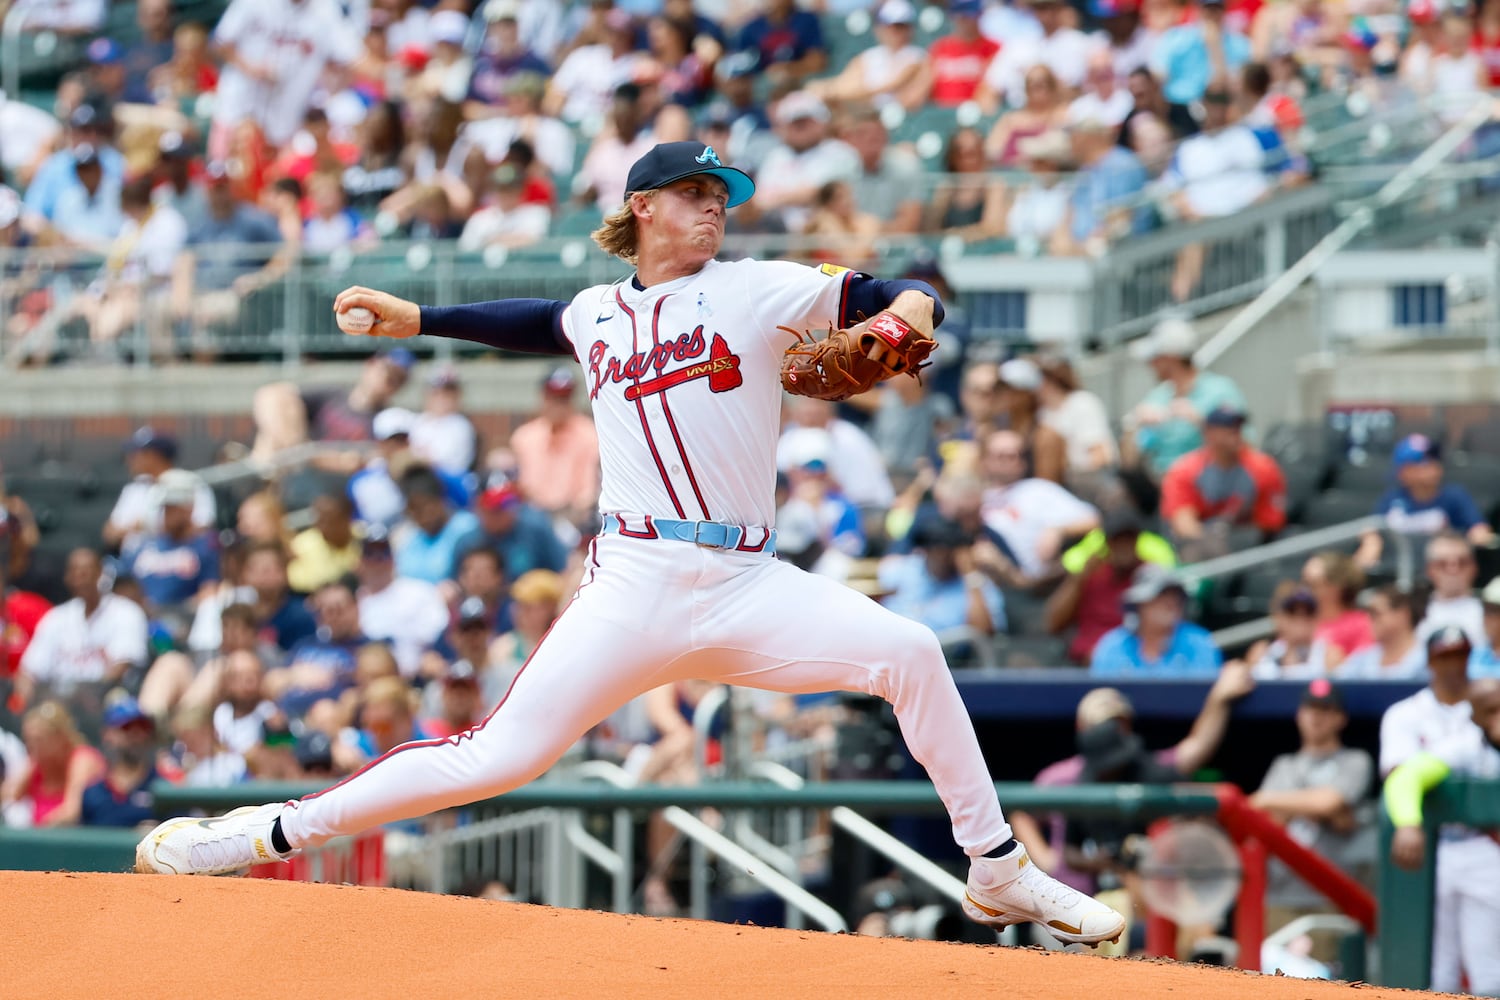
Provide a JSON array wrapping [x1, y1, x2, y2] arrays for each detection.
[[3, 871, 1444, 999]]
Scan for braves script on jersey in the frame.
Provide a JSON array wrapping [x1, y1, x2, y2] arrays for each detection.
[[562, 258, 855, 529]]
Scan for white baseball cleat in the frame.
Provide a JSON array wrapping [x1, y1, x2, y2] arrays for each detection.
[[963, 845, 1126, 947], [135, 803, 296, 876]]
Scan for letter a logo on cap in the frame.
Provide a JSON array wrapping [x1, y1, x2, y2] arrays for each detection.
[[695, 146, 722, 167]]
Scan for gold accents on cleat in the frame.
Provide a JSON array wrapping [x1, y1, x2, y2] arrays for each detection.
[[964, 893, 1005, 919], [1047, 920, 1085, 936]]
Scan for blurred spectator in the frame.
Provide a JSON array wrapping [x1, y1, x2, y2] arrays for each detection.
[[403, 184, 466, 241], [1119, 66, 1199, 144], [1474, 579, 1500, 676], [2, 575, 51, 679], [809, 1, 931, 110], [0, 459, 38, 583], [804, 180, 881, 268], [985, 64, 1070, 167], [0, 701, 105, 828], [1162, 78, 1273, 220], [929, 0, 1001, 107], [510, 368, 601, 525], [469, 479, 569, 578], [979, 0, 1096, 110], [23, 103, 123, 225], [645, 14, 718, 108], [1416, 532, 1484, 646], [267, 577, 369, 719], [50, 143, 125, 249], [239, 541, 317, 653], [1091, 563, 1221, 675], [579, 82, 659, 216], [707, 52, 776, 172], [302, 171, 370, 254], [842, 107, 924, 235], [1068, 49, 1134, 128], [350, 408, 421, 529], [180, 544, 259, 663], [0, 90, 62, 191], [422, 659, 486, 739], [152, 132, 207, 232], [463, 75, 576, 181], [268, 107, 357, 187], [341, 101, 409, 215], [995, 358, 1068, 483], [421, 594, 504, 700], [119, 469, 220, 626], [1252, 679, 1377, 926], [121, 0, 176, 104], [1121, 317, 1248, 483], [78, 174, 187, 356], [149, 21, 220, 112], [1337, 584, 1427, 680], [735, 0, 829, 88], [251, 349, 413, 466], [17, 548, 148, 706], [346, 675, 432, 765], [7, 0, 106, 34], [1379, 625, 1476, 777], [210, 0, 360, 148], [288, 494, 362, 595], [236, 490, 292, 550], [80, 694, 163, 827], [1001, 130, 1074, 249], [466, 2, 553, 117], [926, 127, 1009, 242], [355, 527, 449, 677], [1301, 551, 1373, 666], [1413, 14, 1487, 125], [780, 395, 894, 509], [1056, 118, 1150, 256], [1036, 355, 1119, 501], [1242, 583, 1328, 679], [1356, 434, 1493, 569], [1013, 667, 1252, 895], [777, 429, 865, 576], [393, 465, 482, 586], [457, 163, 552, 250], [485, 569, 566, 706], [1159, 405, 1286, 561], [979, 428, 1099, 581], [452, 547, 511, 638], [545, 8, 645, 125], [879, 513, 1006, 639], [868, 366, 956, 488], [410, 367, 477, 477], [104, 426, 215, 551], [85, 39, 129, 108], [174, 161, 289, 359], [756, 92, 860, 233], [170, 702, 248, 786], [212, 649, 279, 756], [1047, 508, 1175, 664], [1151, 0, 1251, 104], [1094, 0, 1153, 79]]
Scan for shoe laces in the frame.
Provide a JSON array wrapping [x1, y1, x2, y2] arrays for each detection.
[[1012, 863, 1085, 910], [188, 832, 254, 870]]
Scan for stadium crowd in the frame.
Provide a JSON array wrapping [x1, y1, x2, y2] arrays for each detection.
[[1, 0, 1500, 974], [0, 0, 1495, 359]]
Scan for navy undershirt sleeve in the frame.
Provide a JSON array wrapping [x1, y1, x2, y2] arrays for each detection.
[[842, 275, 946, 329], [418, 299, 573, 356]]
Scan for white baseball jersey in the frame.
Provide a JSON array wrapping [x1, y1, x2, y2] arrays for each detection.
[[559, 258, 856, 530], [212, 0, 361, 147], [1379, 687, 1475, 776]]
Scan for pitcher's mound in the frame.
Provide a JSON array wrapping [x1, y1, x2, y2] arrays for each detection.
[[6, 871, 1434, 999]]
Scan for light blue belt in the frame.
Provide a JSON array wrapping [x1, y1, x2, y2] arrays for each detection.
[[602, 515, 777, 554]]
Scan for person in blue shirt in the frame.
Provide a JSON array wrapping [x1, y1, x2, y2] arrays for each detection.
[[271, 577, 373, 720], [1357, 433, 1495, 568], [80, 695, 163, 828], [735, 0, 828, 87], [1149, 0, 1251, 105], [394, 464, 482, 584], [880, 513, 1006, 643], [467, 479, 568, 578], [120, 470, 220, 628], [22, 102, 126, 223], [1473, 579, 1500, 677], [1062, 118, 1151, 253], [1091, 563, 1222, 675]]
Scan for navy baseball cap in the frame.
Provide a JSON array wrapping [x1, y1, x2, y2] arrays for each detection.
[[103, 693, 151, 729], [624, 141, 755, 208], [127, 425, 178, 460], [1394, 433, 1441, 468], [1204, 405, 1247, 428]]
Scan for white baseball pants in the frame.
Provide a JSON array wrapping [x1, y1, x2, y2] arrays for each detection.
[[1431, 835, 1500, 995], [281, 534, 1011, 856]]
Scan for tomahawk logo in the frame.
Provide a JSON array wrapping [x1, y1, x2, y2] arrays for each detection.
[[695, 146, 722, 167]]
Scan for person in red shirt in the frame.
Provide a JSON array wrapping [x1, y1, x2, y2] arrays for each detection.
[[929, 0, 1001, 106], [1159, 405, 1286, 561], [2, 588, 52, 678], [1475, 0, 1500, 87]]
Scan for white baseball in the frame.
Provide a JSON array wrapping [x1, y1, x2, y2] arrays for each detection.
[[339, 306, 376, 334]]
